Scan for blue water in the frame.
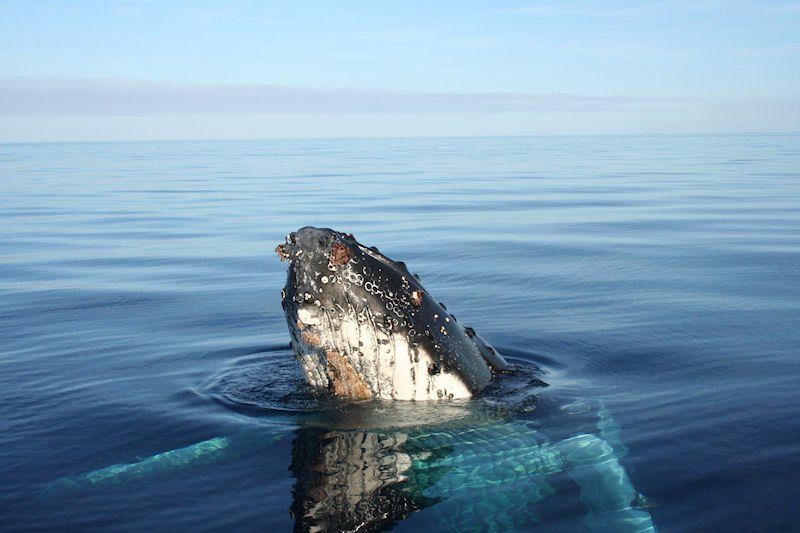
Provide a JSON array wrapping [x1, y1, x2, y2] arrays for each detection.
[[2, 134, 799, 531]]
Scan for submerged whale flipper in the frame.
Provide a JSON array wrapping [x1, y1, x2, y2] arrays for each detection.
[[43, 427, 289, 493], [404, 424, 654, 532]]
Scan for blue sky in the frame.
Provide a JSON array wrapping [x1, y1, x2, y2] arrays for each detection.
[[1, 0, 798, 141]]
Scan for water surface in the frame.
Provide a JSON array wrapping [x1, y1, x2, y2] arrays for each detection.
[[2, 134, 799, 530]]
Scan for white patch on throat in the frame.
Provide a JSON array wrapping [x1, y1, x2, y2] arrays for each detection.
[[291, 306, 472, 401]]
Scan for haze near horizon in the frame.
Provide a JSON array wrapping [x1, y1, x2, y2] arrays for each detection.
[[1, 0, 798, 142]]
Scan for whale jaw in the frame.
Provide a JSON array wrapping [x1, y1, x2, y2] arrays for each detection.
[[278, 227, 507, 401]]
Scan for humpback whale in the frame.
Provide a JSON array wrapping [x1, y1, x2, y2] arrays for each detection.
[[44, 230, 657, 531], [276, 226, 509, 401]]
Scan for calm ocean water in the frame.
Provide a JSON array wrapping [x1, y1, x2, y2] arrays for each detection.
[[1, 134, 799, 531]]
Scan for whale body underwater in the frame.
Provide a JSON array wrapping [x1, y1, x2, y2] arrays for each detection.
[[276, 226, 513, 401]]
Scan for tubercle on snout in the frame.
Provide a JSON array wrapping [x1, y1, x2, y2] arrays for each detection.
[[275, 244, 290, 261]]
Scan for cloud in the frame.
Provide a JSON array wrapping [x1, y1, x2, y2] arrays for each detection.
[[498, 0, 799, 19], [0, 77, 684, 117]]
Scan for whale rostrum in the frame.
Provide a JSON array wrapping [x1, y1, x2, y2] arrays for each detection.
[[277, 226, 509, 401]]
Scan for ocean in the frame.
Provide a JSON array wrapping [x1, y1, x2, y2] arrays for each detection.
[[2, 134, 799, 531]]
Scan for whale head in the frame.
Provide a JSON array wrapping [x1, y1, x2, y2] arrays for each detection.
[[276, 226, 507, 401]]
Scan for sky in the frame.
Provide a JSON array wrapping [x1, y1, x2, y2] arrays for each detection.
[[1, 0, 799, 141]]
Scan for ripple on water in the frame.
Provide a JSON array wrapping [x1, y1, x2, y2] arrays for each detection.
[[202, 347, 549, 423]]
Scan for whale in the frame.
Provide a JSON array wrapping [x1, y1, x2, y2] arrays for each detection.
[[43, 231, 657, 531], [276, 226, 510, 401]]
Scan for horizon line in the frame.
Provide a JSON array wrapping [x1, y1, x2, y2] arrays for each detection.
[[2, 130, 798, 146]]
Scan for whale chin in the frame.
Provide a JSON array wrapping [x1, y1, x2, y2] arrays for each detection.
[[277, 226, 508, 401]]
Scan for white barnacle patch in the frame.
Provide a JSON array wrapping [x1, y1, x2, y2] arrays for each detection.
[[297, 307, 322, 326], [298, 352, 329, 389], [343, 270, 364, 286]]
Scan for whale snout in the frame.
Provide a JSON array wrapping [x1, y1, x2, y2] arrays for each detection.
[[275, 226, 345, 263]]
